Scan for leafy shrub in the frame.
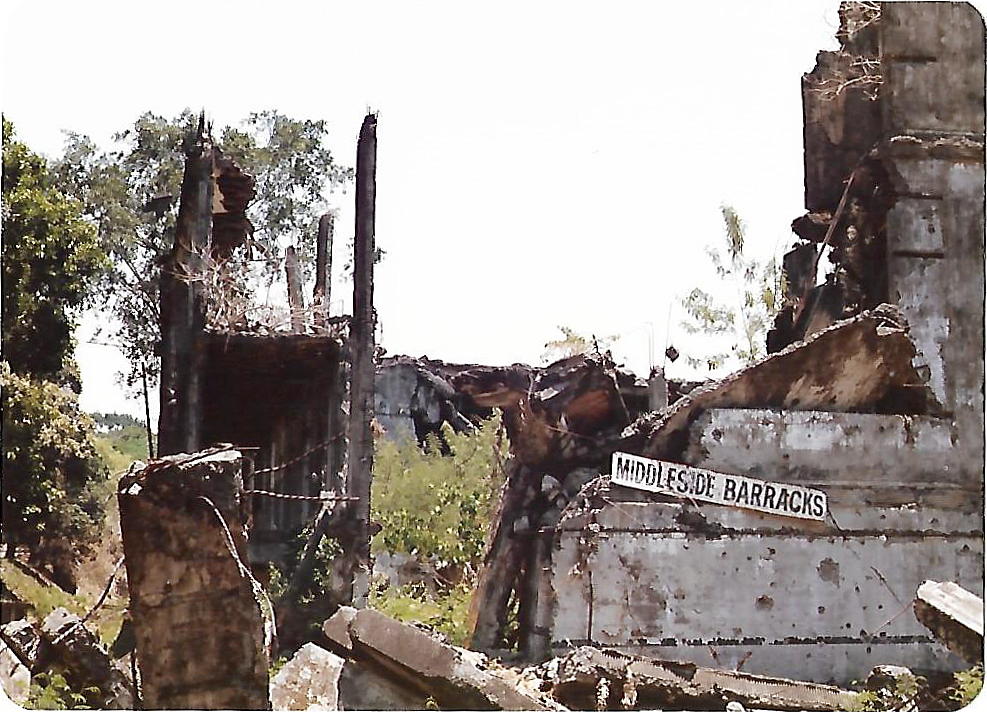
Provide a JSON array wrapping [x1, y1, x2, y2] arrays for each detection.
[[371, 414, 507, 571], [1, 364, 107, 587], [369, 581, 474, 646], [367, 414, 507, 643], [950, 665, 983, 708], [26, 671, 98, 710]]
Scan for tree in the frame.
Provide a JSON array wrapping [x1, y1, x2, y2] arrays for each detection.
[[1, 121, 108, 589], [52, 110, 354, 392], [680, 205, 783, 371], [2, 118, 106, 384]]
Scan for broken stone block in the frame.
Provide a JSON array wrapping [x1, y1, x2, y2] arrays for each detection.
[[1, 619, 44, 671], [41, 608, 134, 709], [914, 580, 984, 664], [541, 646, 855, 711], [0, 638, 30, 704], [271, 643, 343, 711], [627, 305, 936, 460], [119, 447, 273, 710], [323, 606, 555, 710]]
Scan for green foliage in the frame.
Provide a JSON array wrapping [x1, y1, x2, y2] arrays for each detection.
[[91, 411, 151, 465], [1, 363, 107, 582], [844, 671, 926, 712], [950, 665, 983, 707], [372, 415, 508, 569], [51, 109, 353, 390], [2, 118, 106, 384], [0, 560, 86, 619], [369, 581, 474, 646], [26, 671, 95, 710], [365, 415, 507, 645], [542, 326, 616, 365], [680, 204, 783, 371]]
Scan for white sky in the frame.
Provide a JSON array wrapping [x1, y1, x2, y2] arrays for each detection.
[[6, 1, 967, 418]]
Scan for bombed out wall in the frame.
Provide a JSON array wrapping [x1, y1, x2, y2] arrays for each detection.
[[476, 2, 985, 687]]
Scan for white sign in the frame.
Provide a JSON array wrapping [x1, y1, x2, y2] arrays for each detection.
[[610, 451, 827, 521]]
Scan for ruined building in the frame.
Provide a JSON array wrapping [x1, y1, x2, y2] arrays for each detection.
[[467, 2, 984, 686]]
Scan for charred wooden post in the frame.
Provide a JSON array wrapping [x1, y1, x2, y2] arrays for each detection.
[[285, 246, 306, 332], [118, 448, 274, 710], [338, 113, 378, 607], [158, 116, 213, 456], [313, 212, 334, 328], [158, 116, 255, 456]]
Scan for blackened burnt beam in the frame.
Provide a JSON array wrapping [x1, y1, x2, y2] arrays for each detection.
[[313, 213, 334, 328], [344, 112, 378, 606], [158, 119, 212, 456], [285, 245, 306, 333]]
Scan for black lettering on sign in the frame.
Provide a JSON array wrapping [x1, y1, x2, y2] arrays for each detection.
[[723, 477, 738, 502], [749, 482, 763, 508], [763, 484, 777, 510], [735, 479, 750, 505], [663, 467, 676, 491], [645, 463, 657, 486], [776, 488, 790, 511], [676, 470, 689, 493], [615, 456, 632, 480], [635, 462, 646, 483], [704, 473, 717, 498], [809, 492, 826, 518], [789, 489, 803, 514]]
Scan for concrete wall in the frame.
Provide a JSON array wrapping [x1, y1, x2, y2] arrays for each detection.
[[549, 496, 981, 685], [686, 409, 977, 490]]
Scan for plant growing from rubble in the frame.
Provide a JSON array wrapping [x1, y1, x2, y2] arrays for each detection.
[[371, 414, 508, 571], [680, 205, 783, 371]]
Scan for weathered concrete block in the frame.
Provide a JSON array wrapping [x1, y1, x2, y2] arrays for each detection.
[[914, 580, 984, 665], [324, 606, 554, 710], [41, 608, 134, 709], [1, 619, 44, 671], [0, 638, 30, 705], [119, 448, 273, 710], [271, 643, 342, 711]]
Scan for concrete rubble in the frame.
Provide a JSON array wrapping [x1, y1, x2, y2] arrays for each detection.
[[270, 642, 344, 711], [913, 580, 984, 665], [0, 610, 134, 708], [322, 606, 558, 710], [0, 637, 30, 705], [523, 645, 856, 711], [40, 608, 135, 709], [118, 447, 273, 710]]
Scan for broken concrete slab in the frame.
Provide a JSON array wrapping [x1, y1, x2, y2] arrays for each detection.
[[1, 619, 44, 671], [626, 304, 935, 461], [41, 608, 134, 709], [323, 606, 556, 710], [271, 643, 343, 711], [119, 447, 273, 710], [914, 580, 984, 665], [539, 646, 855, 711], [0, 638, 30, 705]]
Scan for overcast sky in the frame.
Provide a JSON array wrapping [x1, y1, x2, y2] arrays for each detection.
[[5, 1, 962, 418]]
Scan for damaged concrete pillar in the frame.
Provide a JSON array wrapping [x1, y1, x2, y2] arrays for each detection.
[[118, 448, 273, 710]]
